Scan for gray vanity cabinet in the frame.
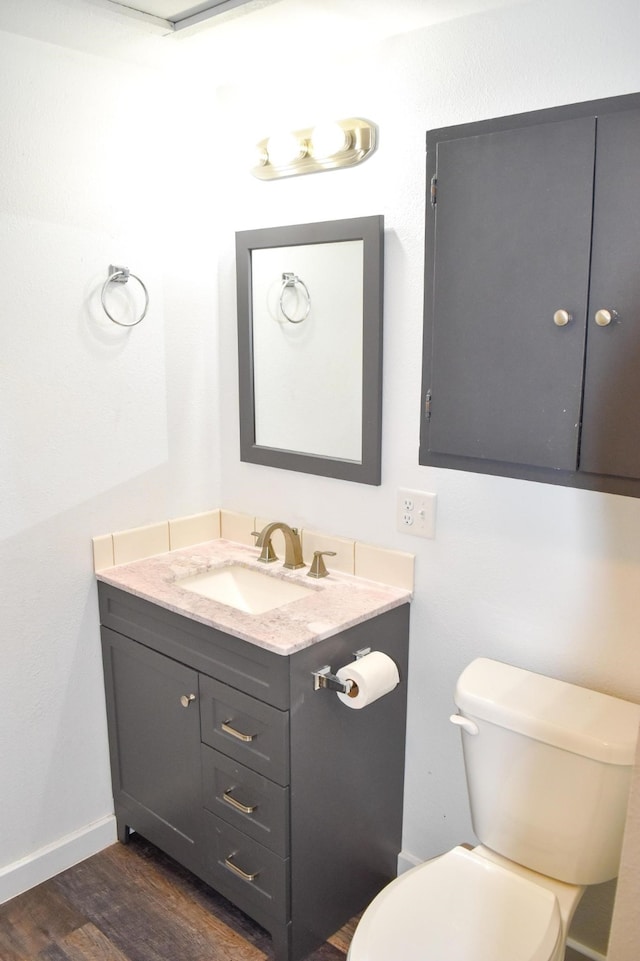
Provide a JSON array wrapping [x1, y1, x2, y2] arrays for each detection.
[[420, 92, 640, 497], [99, 583, 409, 961]]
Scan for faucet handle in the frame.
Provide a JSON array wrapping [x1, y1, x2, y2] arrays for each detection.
[[307, 550, 336, 579], [252, 531, 278, 563]]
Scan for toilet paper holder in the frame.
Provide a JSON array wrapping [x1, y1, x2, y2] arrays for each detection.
[[311, 647, 371, 694]]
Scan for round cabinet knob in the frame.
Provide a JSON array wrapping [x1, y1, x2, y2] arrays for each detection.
[[180, 693, 196, 708], [553, 309, 572, 327], [595, 308, 616, 327]]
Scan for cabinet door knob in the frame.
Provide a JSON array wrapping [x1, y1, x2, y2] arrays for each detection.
[[180, 693, 196, 708], [553, 309, 572, 327], [594, 308, 617, 327]]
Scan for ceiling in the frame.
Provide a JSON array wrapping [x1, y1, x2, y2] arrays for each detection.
[[0, 0, 531, 76], [88, 0, 529, 36], [117, 0, 237, 13], [103, 0, 264, 31]]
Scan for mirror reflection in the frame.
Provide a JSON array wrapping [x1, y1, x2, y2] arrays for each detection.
[[251, 239, 364, 461]]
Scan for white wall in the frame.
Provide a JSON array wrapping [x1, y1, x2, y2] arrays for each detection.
[[206, 0, 640, 953], [2, 0, 640, 955], [0, 18, 219, 896]]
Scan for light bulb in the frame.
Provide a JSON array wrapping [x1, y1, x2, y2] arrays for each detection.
[[266, 132, 307, 167], [310, 122, 351, 159], [253, 144, 268, 167]]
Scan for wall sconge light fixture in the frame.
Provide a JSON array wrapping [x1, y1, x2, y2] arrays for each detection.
[[251, 118, 377, 180]]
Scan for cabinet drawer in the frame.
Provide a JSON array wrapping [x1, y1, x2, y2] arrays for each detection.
[[202, 746, 289, 856], [203, 811, 289, 923], [200, 675, 289, 785]]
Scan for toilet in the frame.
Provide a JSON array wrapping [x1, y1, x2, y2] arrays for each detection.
[[347, 658, 640, 961]]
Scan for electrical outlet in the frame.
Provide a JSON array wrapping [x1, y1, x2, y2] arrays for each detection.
[[396, 488, 437, 538]]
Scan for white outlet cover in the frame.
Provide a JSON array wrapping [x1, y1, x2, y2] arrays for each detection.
[[397, 488, 437, 539]]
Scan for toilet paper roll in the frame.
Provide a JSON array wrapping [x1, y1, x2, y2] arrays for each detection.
[[335, 651, 400, 709]]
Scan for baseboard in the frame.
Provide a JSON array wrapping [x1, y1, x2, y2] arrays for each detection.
[[397, 849, 423, 875], [566, 938, 607, 961], [0, 815, 117, 904]]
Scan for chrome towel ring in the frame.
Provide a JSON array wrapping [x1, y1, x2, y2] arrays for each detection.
[[279, 272, 311, 324], [101, 264, 149, 327]]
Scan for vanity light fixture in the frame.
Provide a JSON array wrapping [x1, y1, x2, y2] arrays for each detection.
[[252, 118, 377, 180]]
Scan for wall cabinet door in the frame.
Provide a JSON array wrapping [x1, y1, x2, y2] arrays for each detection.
[[426, 116, 595, 469], [420, 94, 640, 496], [580, 108, 640, 479]]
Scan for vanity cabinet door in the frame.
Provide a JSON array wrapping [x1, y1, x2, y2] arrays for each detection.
[[101, 628, 203, 875]]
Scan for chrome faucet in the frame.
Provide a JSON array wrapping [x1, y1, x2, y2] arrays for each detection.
[[254, 521, 305, 570]]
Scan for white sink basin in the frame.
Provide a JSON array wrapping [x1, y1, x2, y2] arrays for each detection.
[[176, 564, 313, 615]]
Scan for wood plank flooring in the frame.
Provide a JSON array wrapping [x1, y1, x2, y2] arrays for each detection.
[[0, 834, 354, 961], [0, 838, 589, 961]]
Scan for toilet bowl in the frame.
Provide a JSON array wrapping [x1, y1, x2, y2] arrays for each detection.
[[347, 846, 568, 961], [347, 658, 640, 961]]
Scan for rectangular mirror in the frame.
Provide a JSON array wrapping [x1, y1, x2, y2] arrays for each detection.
[[236, 215, 384, 484]]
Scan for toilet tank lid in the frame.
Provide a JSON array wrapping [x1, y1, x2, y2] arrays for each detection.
[[454, 659, 640, 765]]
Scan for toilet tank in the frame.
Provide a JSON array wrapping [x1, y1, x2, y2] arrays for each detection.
[[453, 658, 640, 885]]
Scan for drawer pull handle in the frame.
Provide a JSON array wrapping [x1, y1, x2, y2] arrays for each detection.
[[180, 694, 196, 708], [222, 721, 256, 743], [224, 854, 259, 882], [223, 790, 257, 815]]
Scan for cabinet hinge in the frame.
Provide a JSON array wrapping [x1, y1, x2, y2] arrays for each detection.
[[425, 389, 432, 419], [430, 176, 437, 206]]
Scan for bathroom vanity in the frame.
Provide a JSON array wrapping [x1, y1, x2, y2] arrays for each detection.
[[97, 540, 410, 961]]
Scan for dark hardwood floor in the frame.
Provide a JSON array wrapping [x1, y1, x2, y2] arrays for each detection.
[[0, 834, 354, 961]]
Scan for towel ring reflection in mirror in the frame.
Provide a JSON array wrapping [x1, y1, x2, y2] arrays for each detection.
[[279, 272, 311, 324], [101, 265, 149, 327]]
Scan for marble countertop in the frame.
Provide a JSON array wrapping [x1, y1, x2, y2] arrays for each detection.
[[96, 539, 412, 656]]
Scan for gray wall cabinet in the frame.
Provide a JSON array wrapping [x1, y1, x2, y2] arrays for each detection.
[[99, 583, 409, 961], [419, 92, 640, 497]]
